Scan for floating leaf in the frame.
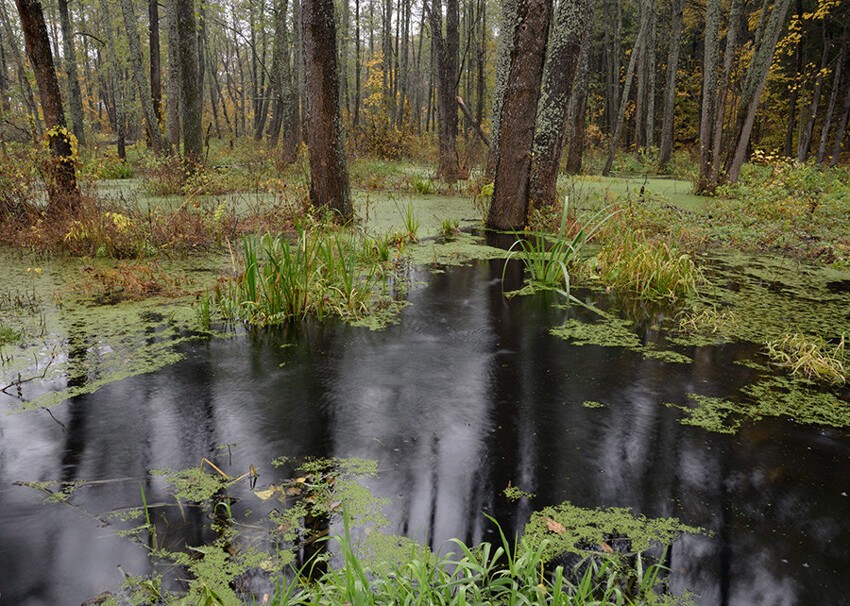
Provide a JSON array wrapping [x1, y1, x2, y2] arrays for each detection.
[[254, 486, 278, 501], [544, 517, 566, 534]]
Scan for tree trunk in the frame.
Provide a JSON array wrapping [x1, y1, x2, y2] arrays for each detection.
[[797, 28, 829, 162], [817, 14, 849, 163], [528, 0, 590, 207], [167, 0, 181, 149], [726, 0, 792, 182], [302, 0, 352, 218], [57, 0, 84, 146], [177, 0, 203, 164], [150, 0, 163, 123], [644, 0, 656, 148], [709, 0, 742, 183], [697, 0, 721, 192], [430, 0, 460, 183], [266, 0, 290, 147], [119, 0, 167, 153], [829, 67, 850, 166], [486, 0, 519, 178], [658, 0, 683, 168], [784, 0, 803, 157], [486, 0, 552, 230], [14, 0, 79, 211]]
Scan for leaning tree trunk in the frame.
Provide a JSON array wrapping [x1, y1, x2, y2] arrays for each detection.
[[119, 0, 167, 153], [796, 33, 828, 162], [658, 0, 683, 168], [57, 0, 84, 145], [486, 0, 552, 230], [14, 0, 79, 211], [726, 0, 792, 183], [709, 0, 742, 184], [302, 0, 352, 218], [527, 0, 591, 207], [177, 0, 202, 165]]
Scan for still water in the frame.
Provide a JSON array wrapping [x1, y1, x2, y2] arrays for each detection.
[[1, 259, 848, 605]]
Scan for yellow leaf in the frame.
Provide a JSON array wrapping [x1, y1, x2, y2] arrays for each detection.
[[254, 486, 278, 500]]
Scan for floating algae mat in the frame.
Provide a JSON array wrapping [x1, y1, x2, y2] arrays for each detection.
[[0, 248, 222, 411]]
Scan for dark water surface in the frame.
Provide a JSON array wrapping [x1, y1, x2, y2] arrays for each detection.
[[1, 259, 848, 605]]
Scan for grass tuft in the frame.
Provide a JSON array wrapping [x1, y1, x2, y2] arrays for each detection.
[[766, 332, 846, 385]]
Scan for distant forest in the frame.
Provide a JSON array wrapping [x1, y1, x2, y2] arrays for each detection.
[[3, 0, 850, 223]]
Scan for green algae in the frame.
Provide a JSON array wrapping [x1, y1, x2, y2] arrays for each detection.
[[667, 376, 850, 434], [550, 317, 691, 364], [582, 400, 607, 409], [503, 483, 536, 501], [0, 248, 225, 412], [519, 501, 704, 564], [408, 231, 508, 267]]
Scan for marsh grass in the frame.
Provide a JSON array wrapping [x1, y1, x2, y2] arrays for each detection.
[[766, 332, 846, 385], [298, 511, 681, 606], [506, 198, 615, 302], [595, 230, 704, 301], [214, 225, 402, 325]]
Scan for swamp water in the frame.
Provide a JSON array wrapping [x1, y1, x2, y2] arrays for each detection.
[[1, 254, 849, 605]]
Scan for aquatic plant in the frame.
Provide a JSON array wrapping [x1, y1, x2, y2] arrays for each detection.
[[505, 197, 614, 302], [437, 216, 460, 240], [594, 229, 704, 300], [213, 225, 403, 326], [765, 332, 846, 385]]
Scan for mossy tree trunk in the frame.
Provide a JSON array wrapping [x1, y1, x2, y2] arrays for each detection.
[[166, 0, 181, 150], [15, 0, 80, 212], [302, 0, 352, 219], [486, 0, 552, 230], [528, 0, 591, 208]]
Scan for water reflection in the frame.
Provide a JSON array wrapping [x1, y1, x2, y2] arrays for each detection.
[[0, 260, 848, 605]]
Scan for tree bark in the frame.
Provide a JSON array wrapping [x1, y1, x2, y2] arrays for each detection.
[[829, 67, 850, 166], [709, 0, 742, 183], [100, 0, 126, 159], [486, 0, 552, 230], [301, 0, 352, 218], [177, 0, 203, 164], [486, 0, 519, 178], [57, 0, 84, 145], [14, 0, 79, 211], [528, 0, 590, 207], [565, 40, 590, 174], [0, 0, 40, 134], [817, 14, 849, 163]]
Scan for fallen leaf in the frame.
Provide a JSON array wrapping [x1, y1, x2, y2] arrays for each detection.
[[254, 486, 278, 501], [600, 542, 614, 554], [544, 517, 566, 534]]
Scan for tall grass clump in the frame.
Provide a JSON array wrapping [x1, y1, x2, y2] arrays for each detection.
[[506, 198, 615, 302], [594, 229, 704, 301], [297, 512, 683, 606], [766, 332, 846, 385], [214, 225, 399, 325]]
